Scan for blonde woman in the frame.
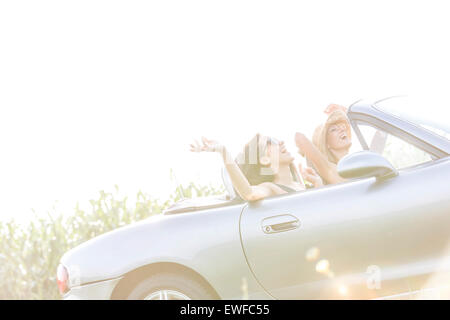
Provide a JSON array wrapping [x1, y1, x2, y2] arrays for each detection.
[[295, 104, 352, 185], [191, 134, 305, 201]]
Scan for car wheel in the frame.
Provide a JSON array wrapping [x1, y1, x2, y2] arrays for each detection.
[[126, 272, 216, 300]]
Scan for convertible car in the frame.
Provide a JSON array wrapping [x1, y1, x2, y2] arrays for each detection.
[[57, 97, 450, 300]]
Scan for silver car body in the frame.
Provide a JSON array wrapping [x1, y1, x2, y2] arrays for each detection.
[[60, 97, 450, 299]]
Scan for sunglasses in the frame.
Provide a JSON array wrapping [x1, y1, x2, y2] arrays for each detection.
[[246, 135, 280, 165]]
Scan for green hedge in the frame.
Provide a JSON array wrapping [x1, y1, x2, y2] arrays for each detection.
[[0, 183, 224, 300]]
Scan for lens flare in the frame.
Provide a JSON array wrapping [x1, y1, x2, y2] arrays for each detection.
[[315, 259, 330, 274], [305, 247, 320, 261], [338, 285, 348, 296]]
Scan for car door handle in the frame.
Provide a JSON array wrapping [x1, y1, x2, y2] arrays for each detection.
[[261, 214, 300, 234]]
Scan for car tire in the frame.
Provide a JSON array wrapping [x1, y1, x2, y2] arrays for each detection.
[[126, 272, 216, 300]]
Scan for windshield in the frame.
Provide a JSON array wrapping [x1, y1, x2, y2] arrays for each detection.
[[374, 97, 450, 141]]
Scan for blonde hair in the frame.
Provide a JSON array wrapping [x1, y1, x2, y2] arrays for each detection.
[[312, 110, 351, 164]]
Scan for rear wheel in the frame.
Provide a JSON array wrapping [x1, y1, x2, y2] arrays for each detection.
[[126, 272, 216, 300]]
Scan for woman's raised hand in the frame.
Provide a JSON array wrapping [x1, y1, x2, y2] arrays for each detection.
[[299, 163, 323, 188], [324, 104, 347, 115], [190, 137, 224, 153], [295, 132, 307, 157]]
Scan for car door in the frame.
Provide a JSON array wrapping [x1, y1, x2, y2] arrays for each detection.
[[239, 151, 450, 299], [239, 176, 400, 299], [353, 121, 450, 297]]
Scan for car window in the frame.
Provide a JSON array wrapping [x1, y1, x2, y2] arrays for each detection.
[[356, 124, 433, 170], [375, 97, 450, 142]]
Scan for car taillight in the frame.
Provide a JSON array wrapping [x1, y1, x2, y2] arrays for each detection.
[[57, 264, 69, 295]]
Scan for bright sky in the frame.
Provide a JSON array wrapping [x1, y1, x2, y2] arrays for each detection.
[[1, 1, 449, 221]]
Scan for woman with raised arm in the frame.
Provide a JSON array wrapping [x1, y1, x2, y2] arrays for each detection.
[[295, 104, 352, 185], [190, 134, 305, 201]]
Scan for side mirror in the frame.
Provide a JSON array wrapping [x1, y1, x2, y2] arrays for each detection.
[[337, 151, 398, 180]]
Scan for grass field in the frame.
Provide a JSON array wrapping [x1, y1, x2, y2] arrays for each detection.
[[0, 183, 223, 299]]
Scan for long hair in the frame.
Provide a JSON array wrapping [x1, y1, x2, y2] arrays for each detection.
[[312, 110, 351, 164], [236, 134, 276, 185], [236, 134, 300, 186]]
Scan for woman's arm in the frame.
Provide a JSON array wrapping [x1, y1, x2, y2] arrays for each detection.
[[191, 137, 283, 201], [370, 130, 388, 154], [299, 163, 323, 188], [218, 145, 272, 200], [295, 133, 345, 184]]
